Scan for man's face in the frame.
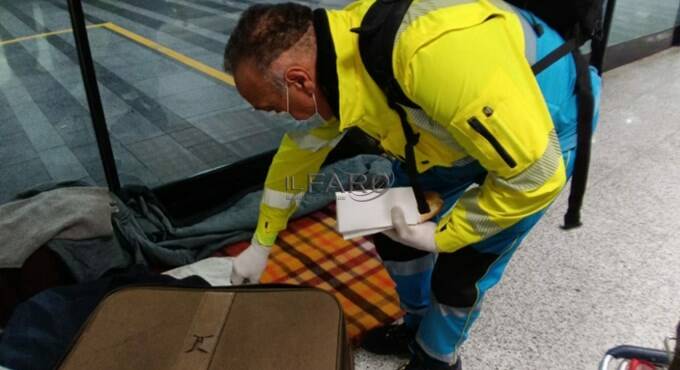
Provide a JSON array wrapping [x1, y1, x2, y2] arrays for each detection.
[[233, 62, 318, 120], [234, 63, 285, 113]]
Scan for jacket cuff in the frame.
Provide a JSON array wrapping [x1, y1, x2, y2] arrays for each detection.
[[254, 229, 277, 247], [433, 228, 467, 254]]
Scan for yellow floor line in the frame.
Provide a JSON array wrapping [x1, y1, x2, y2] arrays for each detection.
[[0, 23, 109, 47], [102, 22, 235, 86]]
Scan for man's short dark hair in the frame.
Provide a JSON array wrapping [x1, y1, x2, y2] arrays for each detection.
[[224, 3, 313, 75]]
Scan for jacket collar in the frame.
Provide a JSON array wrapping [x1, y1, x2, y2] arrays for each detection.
[[312, 9, 340, 119], [317, 7, 374, 130]]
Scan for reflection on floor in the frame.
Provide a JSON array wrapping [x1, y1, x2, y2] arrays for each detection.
[[0, 0, 307, 202]]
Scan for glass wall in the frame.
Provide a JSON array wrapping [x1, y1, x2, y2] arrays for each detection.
[[0, 0, 296, 201], [0, 3, 103, 204], [608, 0, 680, 45]]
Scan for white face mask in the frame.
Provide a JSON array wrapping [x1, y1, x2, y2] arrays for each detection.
[[285, 83, 325, 132], [264, 110, 289, 119]]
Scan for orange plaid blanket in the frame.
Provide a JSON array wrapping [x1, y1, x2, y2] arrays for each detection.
[[215, 205, 403, 341]]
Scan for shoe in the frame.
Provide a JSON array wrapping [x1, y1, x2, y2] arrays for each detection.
[[360, 323, 415, 357], [398, 341, 462, 370], [399, 359, 461, 370]]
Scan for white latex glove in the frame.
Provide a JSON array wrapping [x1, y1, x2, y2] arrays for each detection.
[[382, 207, 439, 252], [230, 238, 271, 285]]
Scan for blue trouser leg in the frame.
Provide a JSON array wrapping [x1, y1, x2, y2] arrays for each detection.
[[414, 208, 546, 363], [376, 160, 487, 329], [376, 246, 435, 328], [375, 150, 576, 364]]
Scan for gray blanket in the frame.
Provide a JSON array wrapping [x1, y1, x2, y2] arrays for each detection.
[[0, 187, 115, 268]]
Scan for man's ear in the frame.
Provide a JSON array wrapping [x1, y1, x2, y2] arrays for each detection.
[[284, 67, 315, 95]]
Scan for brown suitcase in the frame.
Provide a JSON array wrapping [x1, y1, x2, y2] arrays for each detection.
[[59, 285, 353, 370]]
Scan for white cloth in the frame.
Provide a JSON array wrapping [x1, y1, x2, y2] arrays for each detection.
[[163, 257, 233, 286]]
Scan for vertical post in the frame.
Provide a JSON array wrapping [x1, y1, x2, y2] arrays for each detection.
[[591, 0, 618, 74], [66, 0, 121, 194], [673, 0, 680, 46]]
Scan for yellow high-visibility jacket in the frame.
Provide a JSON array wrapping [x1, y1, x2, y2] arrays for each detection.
[[254, 0, 566, 253]]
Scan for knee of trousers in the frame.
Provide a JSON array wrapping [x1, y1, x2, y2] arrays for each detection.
[[430, 246, 501, 308], [372, 233, 430, 262]]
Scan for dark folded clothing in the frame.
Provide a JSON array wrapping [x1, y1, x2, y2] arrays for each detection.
[[0, 266, 209, 370], [0, 247, 74, 327]]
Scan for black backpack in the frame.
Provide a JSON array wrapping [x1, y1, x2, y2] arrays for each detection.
[[352, 0, 604, 229]]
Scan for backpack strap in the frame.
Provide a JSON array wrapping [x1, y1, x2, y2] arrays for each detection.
[[530, 22, 596, 229], [352, 0, 418, 109], [391, 102, 430, 214], [531, 38, 577, 75], [562, 47, 594, 229], [352, 0, 431, 215]]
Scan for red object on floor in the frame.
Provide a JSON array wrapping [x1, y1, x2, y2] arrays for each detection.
[[629, 359, 656, 370], [215, 240, 250, 257], [214, 204, 403, 341]]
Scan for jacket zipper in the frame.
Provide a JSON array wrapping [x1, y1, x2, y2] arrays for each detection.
[[467, 117, 517, 168]]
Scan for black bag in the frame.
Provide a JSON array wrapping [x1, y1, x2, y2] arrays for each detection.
[[352, 0, 604, 228], [507, 0, 604, 76], [505, 0, 604, 43]]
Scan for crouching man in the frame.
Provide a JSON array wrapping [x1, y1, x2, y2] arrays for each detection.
[[223, 1, 601, 368]]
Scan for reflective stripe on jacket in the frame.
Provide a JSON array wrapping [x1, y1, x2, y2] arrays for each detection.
[[255, 0, 567, 252]]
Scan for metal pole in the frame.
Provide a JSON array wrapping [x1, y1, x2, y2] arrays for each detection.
[[673, 1, 680, 46], [66, 0, 121, 194], [591, 0, 618, 74]]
